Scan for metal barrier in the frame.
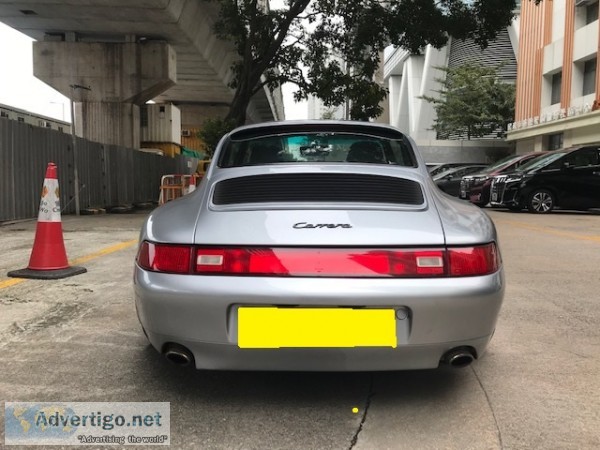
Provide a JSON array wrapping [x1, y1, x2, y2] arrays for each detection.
[[0, 118, 199, 221], [158, 174, 199, 205]]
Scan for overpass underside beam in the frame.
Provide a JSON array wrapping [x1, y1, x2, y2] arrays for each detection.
[[33, 41, 177, 148]]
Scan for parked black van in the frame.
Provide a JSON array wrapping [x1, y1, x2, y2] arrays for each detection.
[[490, 146, 600, 213]]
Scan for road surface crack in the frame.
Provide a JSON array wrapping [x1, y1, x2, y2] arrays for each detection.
[[348, 374, 375, 450], [472, 366, 504, 449]]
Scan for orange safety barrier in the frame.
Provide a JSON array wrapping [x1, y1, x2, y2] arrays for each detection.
[[159, 174, 199, 205]]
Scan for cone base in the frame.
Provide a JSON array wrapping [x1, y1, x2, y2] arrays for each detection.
[[8, 266, 87, 280]]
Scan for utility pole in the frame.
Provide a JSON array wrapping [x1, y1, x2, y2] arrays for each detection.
[[69, 84, 91, 216]]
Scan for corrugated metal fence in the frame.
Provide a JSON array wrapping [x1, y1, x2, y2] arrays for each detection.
[[0, 119, 198, 222]]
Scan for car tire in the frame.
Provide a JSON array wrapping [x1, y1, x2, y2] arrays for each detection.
[[527, 189, 555, 214]]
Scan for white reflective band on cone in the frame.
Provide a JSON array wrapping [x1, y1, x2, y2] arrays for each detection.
[[38, 179, 61, 222]]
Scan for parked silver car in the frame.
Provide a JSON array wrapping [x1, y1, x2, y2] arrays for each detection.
[[134, 121, 504, 371]]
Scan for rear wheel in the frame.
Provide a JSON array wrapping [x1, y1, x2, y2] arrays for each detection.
[[527, 189, 555, 214]]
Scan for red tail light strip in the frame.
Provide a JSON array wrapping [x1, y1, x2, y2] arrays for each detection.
[[137, 242, 191, 274], [137, 242, 500, 277]]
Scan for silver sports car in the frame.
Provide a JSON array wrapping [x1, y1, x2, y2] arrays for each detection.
[[134, 121, 504, 371]]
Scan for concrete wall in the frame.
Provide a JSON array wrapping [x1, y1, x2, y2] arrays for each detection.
[[33, 41, 176, 148], [178, 104, 229, 127]]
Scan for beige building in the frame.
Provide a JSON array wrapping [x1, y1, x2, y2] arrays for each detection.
[[507, 0, 600, 153], [0, 103, 70, 133], [383, 20, 518, 163]]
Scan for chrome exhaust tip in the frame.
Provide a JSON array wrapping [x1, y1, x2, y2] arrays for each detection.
[[163, 344, 194, 367], [442, 348, 475, 368]]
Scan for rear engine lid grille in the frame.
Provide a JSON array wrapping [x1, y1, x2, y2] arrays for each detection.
[[212, 174, 424, 206]]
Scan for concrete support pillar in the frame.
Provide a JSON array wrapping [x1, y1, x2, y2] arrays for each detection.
[[33, 41, 176, 148], [75, 103, 141, 150], [389, 75, 407, 131], [373, 51, 390, 124]]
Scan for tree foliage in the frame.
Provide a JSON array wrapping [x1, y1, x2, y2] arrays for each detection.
[[206, 0, 535, 125], [422, 63, 516, 140], [197, 117, 236, 157]]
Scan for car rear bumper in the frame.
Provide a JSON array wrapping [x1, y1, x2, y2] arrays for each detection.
[[134, 267, 504, 371], [142, 332, 493, 371]]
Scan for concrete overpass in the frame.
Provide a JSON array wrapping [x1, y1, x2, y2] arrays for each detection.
[[0, 1, 284, 148]]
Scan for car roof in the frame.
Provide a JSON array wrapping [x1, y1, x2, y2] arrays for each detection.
[[433, 165, 486, 179], [487, 153, 539, 174], [227, 120, 408, 141]]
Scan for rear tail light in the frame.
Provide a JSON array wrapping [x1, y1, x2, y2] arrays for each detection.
[[195, 248, 445, 277], [138, 242, 500, 277], [137, 242, 191, 274], [448, 243, 500, 276]]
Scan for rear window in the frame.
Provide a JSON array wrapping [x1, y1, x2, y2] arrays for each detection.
[[517, 152, 567, 172], [482, 154, 526, 173], [218, 132, 418, 168]]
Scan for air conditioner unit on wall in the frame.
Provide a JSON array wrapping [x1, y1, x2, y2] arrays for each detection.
[[181, 129, 191, 137]]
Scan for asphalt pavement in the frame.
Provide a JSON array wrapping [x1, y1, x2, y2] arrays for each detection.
[[0, 209, 599, 449]]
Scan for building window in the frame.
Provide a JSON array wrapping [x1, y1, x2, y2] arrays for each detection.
[[140, 106, 148, 127], [586, 1, 599, 25], [58, 126, 64, 132], [547, 133, 564, 151], [551, 72, 562, 105], [583, 59, 597, 96], [0, 111, 8, 118], [17, 117, 25, 122]]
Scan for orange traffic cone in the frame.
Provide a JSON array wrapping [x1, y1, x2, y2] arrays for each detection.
[[8, 163, 86, 280]]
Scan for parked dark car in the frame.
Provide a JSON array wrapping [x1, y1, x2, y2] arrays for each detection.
[[490, 146, 600, 213], [459, 153, 541, 206], [434, 165, 488, 197], [428, 163, 473, 177]]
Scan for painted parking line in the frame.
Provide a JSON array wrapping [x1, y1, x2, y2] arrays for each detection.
[[69, 239, 138, 265], [495, 218, 600, 244], [0, 239, 138, 290], [0, 278, 27, 290]]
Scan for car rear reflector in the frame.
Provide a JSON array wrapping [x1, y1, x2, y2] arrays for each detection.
[[448, 243, 500, 277], [137, 242, 500, 278], [137, 242, 191, 274], [196, 248, 444, 277]]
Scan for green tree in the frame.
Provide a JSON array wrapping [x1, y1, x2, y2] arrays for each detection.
[[422, 63, 516, 140], [197, 117, 236, 157], [206, 0, 536, 126]]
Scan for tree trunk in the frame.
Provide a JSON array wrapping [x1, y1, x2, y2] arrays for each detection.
[[225, 67, 263, 127], [226, 89, 250, 127]]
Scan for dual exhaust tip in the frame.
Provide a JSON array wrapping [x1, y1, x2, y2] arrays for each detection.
[[163, 344, 475, 369], [163, 344, 194, 367], [442, 347, 476, 368]]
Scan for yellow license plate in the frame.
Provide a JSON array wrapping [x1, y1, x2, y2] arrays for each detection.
[[238, 307, 397, 349]]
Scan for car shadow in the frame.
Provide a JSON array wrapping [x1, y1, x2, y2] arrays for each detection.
[[134, 345, 469, 405]]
